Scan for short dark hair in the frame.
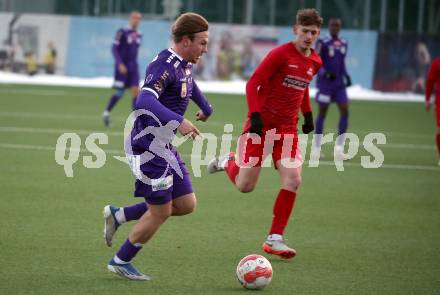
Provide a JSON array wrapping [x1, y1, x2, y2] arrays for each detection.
[[296, 8, 324, 27], [172, 12, 209, 43]]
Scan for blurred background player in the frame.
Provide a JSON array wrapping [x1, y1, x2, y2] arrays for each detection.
[[425, 58, 440, 166], [103, 12, 212, 280], [312, 18, 351, 160], [43, 41, 57, 74], [103, 11, 142, 127], [208, 8, 322, 259]]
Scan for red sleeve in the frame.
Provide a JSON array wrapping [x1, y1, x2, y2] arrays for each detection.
[[300, 87, 312, 114], [246, 47, 283, 113], [426, 60, 439, 102]]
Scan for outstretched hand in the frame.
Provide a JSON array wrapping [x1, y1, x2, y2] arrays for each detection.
[[178, 118, 200, 139]]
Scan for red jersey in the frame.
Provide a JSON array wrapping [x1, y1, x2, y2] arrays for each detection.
[[245, 42, 322, 132], [426, 58, 440, 105]]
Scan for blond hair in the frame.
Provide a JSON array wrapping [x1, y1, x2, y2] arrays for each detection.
[[172, 12, 209, 43]]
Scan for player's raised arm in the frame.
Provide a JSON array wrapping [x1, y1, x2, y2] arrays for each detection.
[[137, 64, 184, 125], [190, 81, 213, 121], [246, 48, 283, 113], [136, 89, 183, 124], [245, 48, 283, 135]]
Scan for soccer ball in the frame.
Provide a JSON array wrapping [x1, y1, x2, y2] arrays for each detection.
[[236, 254, 273, 290]]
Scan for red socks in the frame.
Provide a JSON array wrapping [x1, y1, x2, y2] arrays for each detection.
[[224, 152, 239, 184], [269, 189, 297, 235], [436, 133, 440, 155]]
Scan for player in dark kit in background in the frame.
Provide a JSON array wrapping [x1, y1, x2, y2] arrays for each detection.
[[103, 11, 142, 127], [208, 9, 323, 259], [425, 58, 440, 166], [102, 13, 212, 280], [311, 18, 351, 160]]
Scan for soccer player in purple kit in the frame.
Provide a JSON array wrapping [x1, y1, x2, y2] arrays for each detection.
[[311, 18, 351, 160], [102, 13, 212, 280], [103, 11, 142, 127]]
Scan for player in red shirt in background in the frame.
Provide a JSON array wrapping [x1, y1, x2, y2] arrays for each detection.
[[208, 8, 323, 259], [425, 58, 440, 166]]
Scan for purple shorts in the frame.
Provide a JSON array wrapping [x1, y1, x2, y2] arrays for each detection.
[[316, 87, 348, 106], [113, 66, 140, 89], [128, 149, 193, 205]]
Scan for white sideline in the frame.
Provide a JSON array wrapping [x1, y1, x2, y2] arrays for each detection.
[[0, 142, 438, 172], [0, 71, 425, 102]]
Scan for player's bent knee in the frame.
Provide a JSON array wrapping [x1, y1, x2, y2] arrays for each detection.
[[172, 193, 197, 216], [282, 176, 302, 192], [236, 182, 256, 193]]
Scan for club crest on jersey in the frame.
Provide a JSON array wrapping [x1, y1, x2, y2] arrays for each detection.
[[181, 82, 187, 97], [185, 68, 191, 76], [307, 67, 313, 76]]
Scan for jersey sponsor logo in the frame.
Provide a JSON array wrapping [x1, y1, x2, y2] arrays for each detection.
[[153, 70, 170, 94], [181, 82, 187, 97], [151, 175, 173, 191], [282, 75, 309, 90]]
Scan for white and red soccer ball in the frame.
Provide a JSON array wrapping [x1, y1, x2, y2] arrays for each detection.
[[236, 254, 273, 290]]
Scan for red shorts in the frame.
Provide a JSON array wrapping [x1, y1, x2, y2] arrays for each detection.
[[236, 127, 303, 169]]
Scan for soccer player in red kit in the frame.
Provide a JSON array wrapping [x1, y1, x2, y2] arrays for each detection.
[[208, 8, 323, 259], [425, 58, 440, 166]]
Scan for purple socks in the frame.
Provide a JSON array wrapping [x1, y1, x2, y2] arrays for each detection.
[[123, 202, 148, 222], [106, 94, 123, 112], [337, 114, 348, 146], [116, 239, 143, 262]]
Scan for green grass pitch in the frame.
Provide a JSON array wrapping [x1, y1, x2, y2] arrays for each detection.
[[0, 84, 439, 294]]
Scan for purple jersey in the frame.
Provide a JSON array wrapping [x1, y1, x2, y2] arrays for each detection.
[[127, 48, 212, 203], [131, 48, 213, 160], [316, 36, 348, 90], [112, 27, 142, 68]]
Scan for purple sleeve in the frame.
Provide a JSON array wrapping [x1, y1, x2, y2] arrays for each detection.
[[112, 29, 123, 65], [136, 89, 184, 124], [342, 42, 349, 77], [315, 39, 326, 75], [191, 81, 213, 116]]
